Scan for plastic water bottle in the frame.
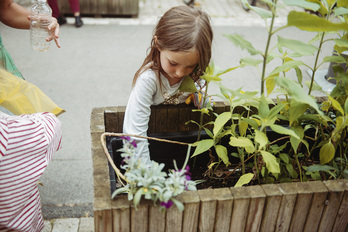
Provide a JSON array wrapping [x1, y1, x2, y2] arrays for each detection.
[[30, 0, 52, 52]]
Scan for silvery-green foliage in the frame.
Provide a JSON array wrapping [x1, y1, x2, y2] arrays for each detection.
[[112, 137, 199, 211]]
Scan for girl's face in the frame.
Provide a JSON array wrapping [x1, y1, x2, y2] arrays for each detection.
[[159, 49, 199, 86]]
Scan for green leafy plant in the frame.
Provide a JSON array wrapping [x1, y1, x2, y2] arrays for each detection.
[[189, 0, 348, 187]]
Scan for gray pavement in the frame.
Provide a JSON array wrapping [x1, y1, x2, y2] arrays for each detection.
[[2, 0, 333, 231]]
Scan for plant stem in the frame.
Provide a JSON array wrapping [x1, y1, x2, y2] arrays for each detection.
[[193, 82, 210, 167], [308, 32, 326, 95], [294, 153, 303, 182], [261, 0, 277, 95]]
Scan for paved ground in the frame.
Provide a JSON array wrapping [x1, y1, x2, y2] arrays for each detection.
[[3, 0, 333, 231]]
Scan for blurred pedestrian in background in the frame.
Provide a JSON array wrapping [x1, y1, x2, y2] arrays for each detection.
[[48, 0, 83, 27]]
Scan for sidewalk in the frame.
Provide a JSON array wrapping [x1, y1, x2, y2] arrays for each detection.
[[4, 0, 324, 231]]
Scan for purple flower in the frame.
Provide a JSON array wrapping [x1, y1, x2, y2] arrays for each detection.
[[121, 136, 137, 148], [161, 200, 173, 209], [184, 166, 191, 180]]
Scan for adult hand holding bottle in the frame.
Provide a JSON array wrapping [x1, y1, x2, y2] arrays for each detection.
[[0, 0, 61, 48]]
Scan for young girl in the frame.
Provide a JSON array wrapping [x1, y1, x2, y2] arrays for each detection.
[[123, 5, 213, 164]]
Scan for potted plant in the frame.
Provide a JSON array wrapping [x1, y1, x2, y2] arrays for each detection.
[[91, 0, 348, 231]]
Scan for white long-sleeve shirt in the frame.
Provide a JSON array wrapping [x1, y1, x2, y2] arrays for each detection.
[[123, 69, 187, 164]]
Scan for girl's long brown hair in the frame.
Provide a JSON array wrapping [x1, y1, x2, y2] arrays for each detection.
[[132, 6, 213, 87]]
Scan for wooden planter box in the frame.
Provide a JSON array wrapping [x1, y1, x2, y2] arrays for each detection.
[[59, 0, 139, 17], [91, 103, 348, 232]]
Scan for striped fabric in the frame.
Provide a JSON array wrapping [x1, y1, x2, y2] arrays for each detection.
[[0, 112, 62, 232]]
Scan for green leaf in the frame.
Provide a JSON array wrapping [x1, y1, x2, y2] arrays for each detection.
[[192, 139, 214, 157], [240, 57, 263, 67], [290, 126, 304, 152], [320, 141, 335, 164], [323, 55, 347, 64], [306, 164, 336, 172], [266, 75, 277, 95], [179, 75, 198, 93], [278, 36, 318, 56], [270, 124, 300, 140], [286, 164, 298, 178], [258, 94, 270, 119], [289, 99, 309, 125], [280, 153, 289, 164], [171, 198, 185, 212], [239, 121, 248, 137], [328, 95, 345, 116], [267, 103, 285, 120], [334, 39, 348, 49], [224, 34, 263, 55], [275, 77, 323, 117], [334, 7, 348, 16], [234, 173, 254, 187], [255, 130, 268, 149], [215, 145, 231, 165], [213, 112, 231, 136], [287, 11, 348, 32], [269, 60, 306, 76], [229, 137, 255, 154], [283, 0, 321, 11], [242, 0, 272, 19], [345, 98, 348, 114], [260, 150, 280, 174]]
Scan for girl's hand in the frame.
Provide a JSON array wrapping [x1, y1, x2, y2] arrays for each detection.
[[27, 15, 61, 48], [47, 17, 61, 48]]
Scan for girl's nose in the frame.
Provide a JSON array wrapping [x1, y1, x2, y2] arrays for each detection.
[[175, 68, 185, 78]]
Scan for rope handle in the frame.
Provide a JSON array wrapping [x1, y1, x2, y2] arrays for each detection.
[[100, 132, 190, 185]]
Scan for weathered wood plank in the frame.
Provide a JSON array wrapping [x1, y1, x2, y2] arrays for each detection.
[[289, 182, 315, 231], [318, 180, 346, 232], [198, 189, 217, 232], [260, 184, 282, 232], [148, 106, 156, 133], [131, 204, 149, 232], [303, 181, 328, 232], [275, 182, 298, 232], [112, 207, 131, 232], [116, 106, 126, 133], [94, 209, 113, 232], [155, 107, 167, 133], [166, 200, 183, 232], [230, 187, 250, 232], [214, 188, 233, 232], [245, 185, 266, 232], [331, 180, 348, 232], [111, 194, 131, 232], [104, 109, 118, 133], [166, 107, 179, 133], [149, 205, 165, 232], [181, 191, 200, 232], [178, 105, 192, 132]]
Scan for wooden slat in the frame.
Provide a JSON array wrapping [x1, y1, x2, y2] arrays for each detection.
[[275, 182, 298, 232], [166, 199, 183, 232], [260, 184, 283, 232], [116, 106, 126, 133], [303, 181, 328, 232], [214, 188, 233, 232], [149, 205, 165, 232], [178, 105, 192, 132], [181, 191, 200, 232], [148, 106, 156, 134], [166, 107, 179, 133], [155, 107, 167, 133], [331, 180, 348, 232], [104, 109, 118, 133], [289, 182, 315, 231], [245, 185, 266, 232], [111, 194, 131, 232], [318, 180, 346, 232], [94, 209, 113, 232], [112, 207, 131, 232], [230, 187, 251, 232], [131, 203, 149, 232], [198, 189, 217, 232]]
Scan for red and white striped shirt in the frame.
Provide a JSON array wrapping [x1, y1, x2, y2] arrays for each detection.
[[0, 112, 62, 232]]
